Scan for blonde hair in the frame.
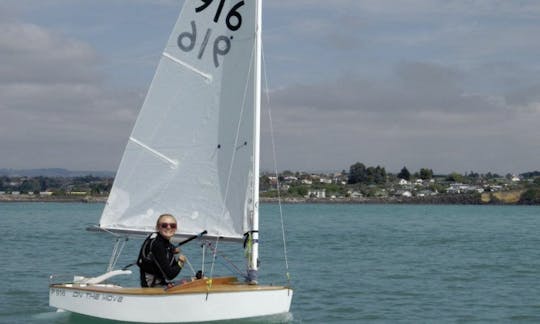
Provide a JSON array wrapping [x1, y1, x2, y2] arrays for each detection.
[[156, 213, 177, 228]]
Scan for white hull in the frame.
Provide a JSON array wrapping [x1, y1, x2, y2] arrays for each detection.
[[50, 278, 292, 323]]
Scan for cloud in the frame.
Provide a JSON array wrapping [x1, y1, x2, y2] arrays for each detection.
[[0, 20, 140, 170], [270, 61, 494, 116], [0, 23, 99, 84], [1, 1, 539, 175], [261, 59, 540, 173], [259, 1, 540, 173], [506, 84, 540, 107]]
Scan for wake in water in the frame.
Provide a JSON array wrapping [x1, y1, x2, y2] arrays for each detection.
[[32, 310, 294, 324], [33, 311, 140, 324], [31, 310, 70, 323]]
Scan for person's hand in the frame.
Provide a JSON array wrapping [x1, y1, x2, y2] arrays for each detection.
[[178, 254, 186, 263], [177, 254, 186, 268]]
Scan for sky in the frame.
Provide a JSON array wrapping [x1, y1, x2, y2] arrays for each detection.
[[1, 0, 539, 175]]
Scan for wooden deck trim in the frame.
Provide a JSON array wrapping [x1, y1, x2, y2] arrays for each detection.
[[50, 276, 291, 296]]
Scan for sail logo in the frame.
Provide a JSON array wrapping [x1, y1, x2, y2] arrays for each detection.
[[177, 0, 245, 68]]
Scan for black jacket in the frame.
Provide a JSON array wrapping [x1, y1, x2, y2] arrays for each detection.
[[138, 232, 182, 286]]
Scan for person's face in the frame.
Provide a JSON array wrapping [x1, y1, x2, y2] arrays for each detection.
[[157, 216, 177, 240]]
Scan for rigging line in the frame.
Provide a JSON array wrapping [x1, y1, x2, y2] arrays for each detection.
[[107, 238, 120, 272], [261, 43, 291, 278], [183, 255, 196, 275], [206, 237, 220, 298], [208, 238, 219, 279], [114, 238, 128, 270], [204, 241, 245, 277], [201, 243, 206, 276], [216, 256, 245, 278], [108, 237, 128, 272]]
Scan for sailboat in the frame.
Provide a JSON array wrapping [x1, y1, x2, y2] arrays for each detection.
[[49, 0, 293, 322]]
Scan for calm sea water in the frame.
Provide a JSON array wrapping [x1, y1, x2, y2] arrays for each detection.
[[1, 203, 539, 323]]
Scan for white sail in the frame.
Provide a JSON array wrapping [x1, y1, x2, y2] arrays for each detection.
[[100, 0, 258, 241]]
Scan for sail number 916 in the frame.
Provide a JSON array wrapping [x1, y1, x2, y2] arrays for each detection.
[[177, 0, 245, 68]]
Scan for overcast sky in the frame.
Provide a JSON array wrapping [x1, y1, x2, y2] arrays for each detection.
[[1, 0, 539, 175]]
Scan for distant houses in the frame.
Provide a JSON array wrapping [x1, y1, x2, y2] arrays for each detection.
[[256, 170, 530, 200], [307, 189, 326, 199], [446, 183, 484, 194], [1, 170, 536, 204]]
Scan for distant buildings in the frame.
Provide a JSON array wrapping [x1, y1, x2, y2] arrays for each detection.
[[0, 171, 535, 203], [307, 189, 326, 199]]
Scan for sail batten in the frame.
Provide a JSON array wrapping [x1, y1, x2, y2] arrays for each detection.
[[100, 0, 258, 240], [162, 52, 213, 81], [129, 137, 179, 168]]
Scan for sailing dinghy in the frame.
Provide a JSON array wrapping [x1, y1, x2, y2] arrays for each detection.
[[49, 0, 293, 322]]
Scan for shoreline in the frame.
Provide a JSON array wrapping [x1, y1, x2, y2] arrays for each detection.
[[0, 196, 108, 203], [261, 195, 492, 205], [1, 193, 536, 205]]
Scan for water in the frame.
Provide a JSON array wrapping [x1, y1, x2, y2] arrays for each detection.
[[1, 203, 539, 323]]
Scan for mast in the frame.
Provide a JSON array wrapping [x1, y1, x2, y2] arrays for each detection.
[[248, 0, 262, 283]]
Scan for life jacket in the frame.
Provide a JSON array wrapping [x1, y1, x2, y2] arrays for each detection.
[[137, 232, 158, 274]]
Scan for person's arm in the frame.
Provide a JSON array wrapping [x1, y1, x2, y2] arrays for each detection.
[[151, 241, 182, 280]]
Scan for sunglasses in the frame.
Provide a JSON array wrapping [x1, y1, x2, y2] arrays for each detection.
[[159, 222, 177, 229]]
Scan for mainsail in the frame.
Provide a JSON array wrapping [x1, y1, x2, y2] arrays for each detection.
[[100, 0, 259, 242]]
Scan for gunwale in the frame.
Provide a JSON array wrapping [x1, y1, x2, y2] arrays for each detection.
[[49, 276, 291, 296]]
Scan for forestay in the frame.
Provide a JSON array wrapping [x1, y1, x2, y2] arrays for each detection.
[[100, 0, 258, 242]]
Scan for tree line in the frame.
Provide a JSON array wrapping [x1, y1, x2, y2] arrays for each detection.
[[345, 162, 534, 185], [0, 175, 112, 195]]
